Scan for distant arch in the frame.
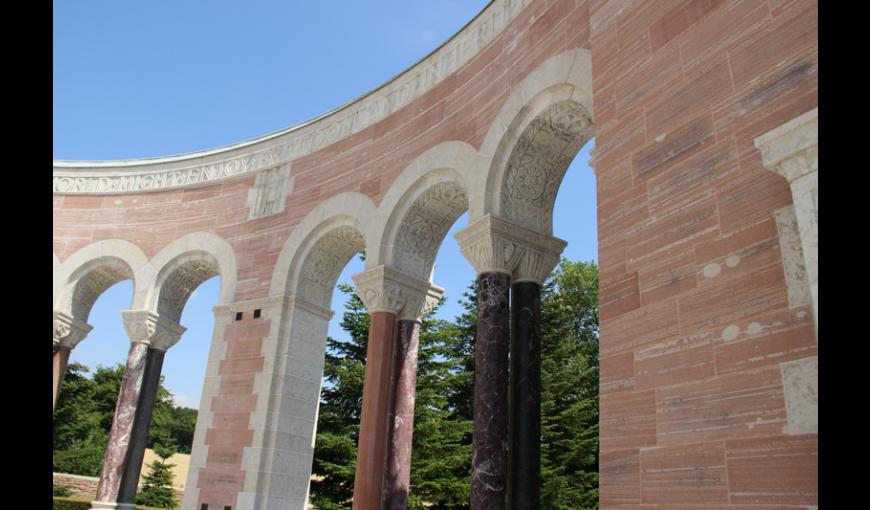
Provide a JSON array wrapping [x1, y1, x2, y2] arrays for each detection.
[[146, 232, 238, 322], [54, 239, 149, 322]]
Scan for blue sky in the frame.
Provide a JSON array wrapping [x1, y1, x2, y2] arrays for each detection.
[[54, 1, 597, 410]]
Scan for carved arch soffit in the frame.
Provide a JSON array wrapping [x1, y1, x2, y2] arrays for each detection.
[[392, 180, 469, 281], [155, 254, 221, 324], [500, 100, 593, 234], [297, 226, 366, 309]]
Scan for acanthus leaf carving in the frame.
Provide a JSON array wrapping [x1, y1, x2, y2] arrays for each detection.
[[352, 265, 444, 322], [52, 311, 93, 350], [121, 310, 186, 350], [455, 215, 565, 284]]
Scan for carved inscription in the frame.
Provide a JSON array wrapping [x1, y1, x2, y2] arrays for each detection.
[[54, 0, 532, 195]]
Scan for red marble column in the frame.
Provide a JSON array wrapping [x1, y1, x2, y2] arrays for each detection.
[[383, 319, 421, 509], [53, 346, 72, 410], [353, 311, 399, 510], [471, 271, 511, 510], [117, 348, 167, 506], [94, 340, 150, 506]]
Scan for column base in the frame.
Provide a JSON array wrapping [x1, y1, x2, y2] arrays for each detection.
[[89, 501, 136, 510]]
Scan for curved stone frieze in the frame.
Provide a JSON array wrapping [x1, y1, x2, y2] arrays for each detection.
[[52, 0, 532, 195], [501, 100, 593, 233]]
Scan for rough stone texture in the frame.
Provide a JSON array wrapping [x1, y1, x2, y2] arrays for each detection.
[[53, 0, 818, 506], [471, 272, 510, 510], [780, 355, 818, 435], [508, 281, 541, 510], [384, 320, 422, 509]]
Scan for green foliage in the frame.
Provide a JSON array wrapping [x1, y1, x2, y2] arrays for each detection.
[[53, 362, 199, 477], [310, 260, 599, 509], [53, 444, 106, 477], [52, 497, 91, 510], [53, 485, 73, 497], [540, 259, 600, 509], [310, 283, 368, 509], [136, 450, 178, 509]]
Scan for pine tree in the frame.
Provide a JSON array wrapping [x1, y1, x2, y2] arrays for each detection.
[[136, 442, 179, 509], [310, 283, 369, 509], [540, 259, 600, 509]]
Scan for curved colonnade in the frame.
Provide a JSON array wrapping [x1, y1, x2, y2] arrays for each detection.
[[54, 0, 819, 509]]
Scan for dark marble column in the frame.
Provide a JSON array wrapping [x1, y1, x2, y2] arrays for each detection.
[[117, 348, 167, 505], [53, 346, 72, 410], [353, 311, 399, 510], [471, 271, 511, 510], [508, 281, 542, 510], [384, 319, 421, 509], [94, 341, 150, 505]]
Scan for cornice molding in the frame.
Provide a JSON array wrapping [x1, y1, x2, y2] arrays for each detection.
[[53, 0, 532, 196]]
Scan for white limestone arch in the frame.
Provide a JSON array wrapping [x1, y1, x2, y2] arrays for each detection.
[[371, 141, 477, 279], [54, 239, 150, 322], [470, 47, 594, 228], [269, 192, 376, 305], [145, 232, 238, 323]]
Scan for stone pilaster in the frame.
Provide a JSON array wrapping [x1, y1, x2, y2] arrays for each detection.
[[53, 311, 93, 410], [91, 311, 185, 510], [755, 107, 818, 335], [456, 215, 565, 510], [351, 266, 443, 509]]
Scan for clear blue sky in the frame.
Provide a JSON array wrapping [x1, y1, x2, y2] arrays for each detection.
[[54, 1, 597, 410]]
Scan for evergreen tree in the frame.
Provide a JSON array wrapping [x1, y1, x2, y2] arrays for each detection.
[[310, 283, 369, 509], [53, 362, 199, 475], [136, 442, 179, 509], [540, 259, 600, 509]]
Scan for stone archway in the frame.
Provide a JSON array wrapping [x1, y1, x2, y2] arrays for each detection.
[[53, 1, 819, 507]]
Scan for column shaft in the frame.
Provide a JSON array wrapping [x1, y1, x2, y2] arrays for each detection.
[[53, 346, 72, 411], [471, 272, 511, 510], [94, 341, 150, 505], [118, 348, 167, 504], [508, 282, 541, 510], [353, 311, 399, 510], [384, 320, 421, 509]]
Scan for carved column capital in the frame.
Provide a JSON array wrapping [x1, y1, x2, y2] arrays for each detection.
[[352, 265, 444, 322], [754, 107, 818, 183], [455, 214, 566, 284], [121, 310, 187, 351], [53, 311, 93, 350]]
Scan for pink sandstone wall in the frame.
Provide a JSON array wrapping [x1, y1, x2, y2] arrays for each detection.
[[54, 0, 818, 507], [590, 0, 817, 507]]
